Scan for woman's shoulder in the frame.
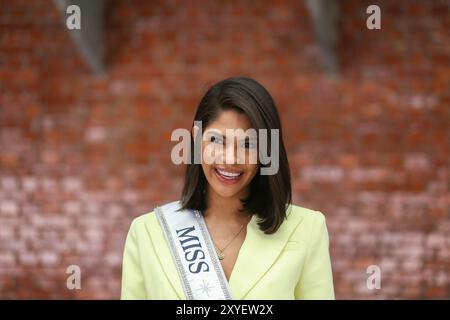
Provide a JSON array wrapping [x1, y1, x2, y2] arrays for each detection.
[[286, 203, 326, 224], [127, 202, 328, 237], [127, 200, 182, 231], [127, 208, 159, 233], [283, 204, 328, 239]]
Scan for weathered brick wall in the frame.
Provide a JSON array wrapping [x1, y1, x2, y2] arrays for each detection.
[[0, 0, 449, 299]]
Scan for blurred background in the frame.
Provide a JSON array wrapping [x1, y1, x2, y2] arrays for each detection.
[[0, 0, 449, 299]]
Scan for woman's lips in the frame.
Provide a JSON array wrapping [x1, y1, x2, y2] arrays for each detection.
[[214, 168, 243, 185]]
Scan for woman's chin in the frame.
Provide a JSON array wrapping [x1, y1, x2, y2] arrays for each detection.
[[210, 184, 243, 199]]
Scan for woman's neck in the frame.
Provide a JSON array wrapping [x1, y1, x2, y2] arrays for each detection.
[[203, 187, 252, 224]]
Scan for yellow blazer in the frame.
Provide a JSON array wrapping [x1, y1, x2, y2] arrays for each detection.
[[120, 203, 335, 300]]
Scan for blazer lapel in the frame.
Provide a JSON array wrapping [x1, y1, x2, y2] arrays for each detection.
[[229, 208, 304, 300], [143, 206, 304, 300], [144, 220, 185, 299]]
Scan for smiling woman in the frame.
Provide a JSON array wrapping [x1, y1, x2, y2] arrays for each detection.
[[121, 77, 335, 300]]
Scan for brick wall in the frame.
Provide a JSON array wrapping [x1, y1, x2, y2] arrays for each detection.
[[0, 0, 449, 299]]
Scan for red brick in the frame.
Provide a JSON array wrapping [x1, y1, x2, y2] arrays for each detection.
[[0, 0, 449, 300]]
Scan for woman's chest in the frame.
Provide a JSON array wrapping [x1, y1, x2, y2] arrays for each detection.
[[212, 230, 248, 281]]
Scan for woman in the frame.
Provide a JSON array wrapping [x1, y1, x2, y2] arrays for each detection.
[[121, 77, 334, 300]]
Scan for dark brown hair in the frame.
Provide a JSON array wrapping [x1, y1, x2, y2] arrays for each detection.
[[180, 77, 291, 234]]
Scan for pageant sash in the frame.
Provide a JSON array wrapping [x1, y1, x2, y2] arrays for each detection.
[[155, 201, 233, 300]]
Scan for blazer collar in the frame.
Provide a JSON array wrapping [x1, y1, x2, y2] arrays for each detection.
[[144, 206, 304, 300], [229, 208, 304, 299]]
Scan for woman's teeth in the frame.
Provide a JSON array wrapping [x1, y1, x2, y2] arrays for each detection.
[[215, 168, 242, 180]]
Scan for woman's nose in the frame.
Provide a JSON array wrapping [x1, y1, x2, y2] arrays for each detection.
[[223, 142, 237, 164]]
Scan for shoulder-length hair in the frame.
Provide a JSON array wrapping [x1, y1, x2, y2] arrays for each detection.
[[180, 77, 291, 234]]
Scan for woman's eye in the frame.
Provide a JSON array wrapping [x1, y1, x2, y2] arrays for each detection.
[[210, 136, 223, 144], [243, 141, 256, 149]]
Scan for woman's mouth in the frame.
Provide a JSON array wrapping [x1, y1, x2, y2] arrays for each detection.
[[214, 168, 243, 184]]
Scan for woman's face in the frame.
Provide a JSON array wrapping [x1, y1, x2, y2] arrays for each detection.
[[195, 110, 259, 199]]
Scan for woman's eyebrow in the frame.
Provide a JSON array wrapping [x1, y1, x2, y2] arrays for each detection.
[[217, 132, 227, 140], [207, 131, 257, 141], [237, 134, 257, 141]]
